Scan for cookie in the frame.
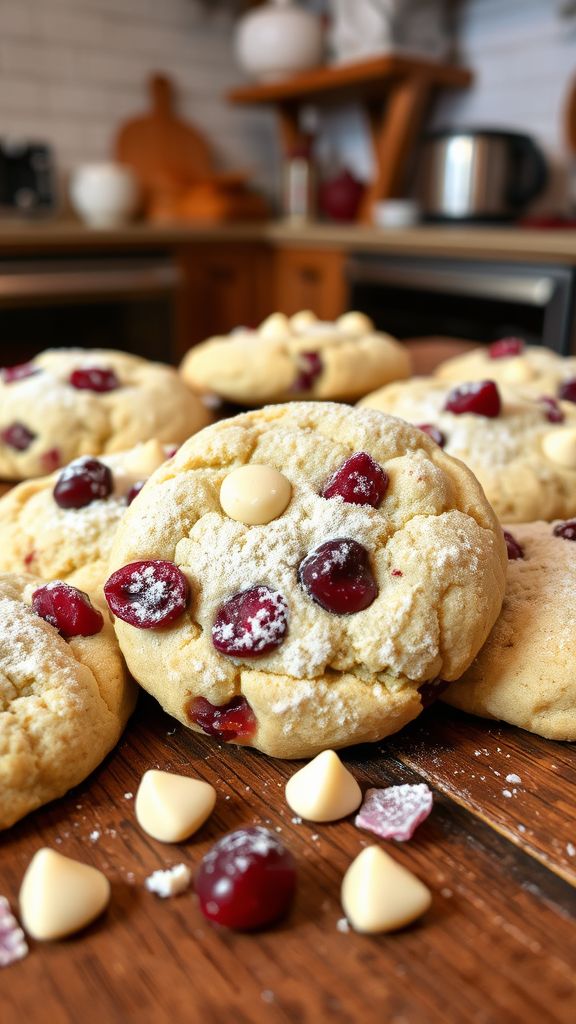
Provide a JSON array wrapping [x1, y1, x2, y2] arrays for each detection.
[[360, 377, 576, 523], [105, 402, 506, 759], [435, 338, 576, 398], [0, 573, 135, 829], [0, 348, 211, 480], [444, 520, 576, 739], [0, 440, 172, 594], [179, 310, 411, 406]]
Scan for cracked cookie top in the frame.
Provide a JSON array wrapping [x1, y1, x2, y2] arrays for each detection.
[[107, 402, 506, 758]]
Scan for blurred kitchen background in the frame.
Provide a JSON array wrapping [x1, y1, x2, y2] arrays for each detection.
[[1, 0, 576, 368]]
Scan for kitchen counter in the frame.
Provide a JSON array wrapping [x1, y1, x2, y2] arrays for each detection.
[[1, 218, 576, 265]]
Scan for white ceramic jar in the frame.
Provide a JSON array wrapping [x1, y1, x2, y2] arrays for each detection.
[[235, 0, 324, 82], [69, 163, 139, 228]]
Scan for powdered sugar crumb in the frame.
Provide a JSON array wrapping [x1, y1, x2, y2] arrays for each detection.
[[567, 843, 576, 857], [505, 774, 522, 785], [145, 863, 192, 898], [337, 917, 350, 933], [0, 897, 28, 967], [89, 829, 101, 842]]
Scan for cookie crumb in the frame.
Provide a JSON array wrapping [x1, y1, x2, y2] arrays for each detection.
[[145, 863, 192, 898], [291, 816, 302, 825], [567, 843, 576, 858], [505, 774, 522, 785], [0, 897, 28, 967], [502, 789, 513, 799], [124, 792, 134, 800], [89, 829, 101, 842], [337, 917, 350, 933], [517, 824, 527, 833]]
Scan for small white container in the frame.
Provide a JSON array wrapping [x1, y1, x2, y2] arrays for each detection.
[[69, 162, 139, 228], [373, 199, 420, 228], [235, 0, 324, 82]]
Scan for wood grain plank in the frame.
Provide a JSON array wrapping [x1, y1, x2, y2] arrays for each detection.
[[1, 696, 575, 1024], [386, 705, 576, 885]]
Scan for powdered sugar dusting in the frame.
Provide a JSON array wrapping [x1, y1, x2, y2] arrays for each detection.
[[0, 897, 28, 967], [145, 863, 191, 898], [355, 784, 433, 841]]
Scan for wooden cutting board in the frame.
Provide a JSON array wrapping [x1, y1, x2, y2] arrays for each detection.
[[1, 697, 575, 1024], [115, 73, 215, 190]]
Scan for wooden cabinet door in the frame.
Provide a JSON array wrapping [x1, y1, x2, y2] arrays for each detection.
[[273, 247, 346, 320], [176, 242, 271, 356]]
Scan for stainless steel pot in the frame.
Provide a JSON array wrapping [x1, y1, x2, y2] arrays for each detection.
[[417, 129, 548, 222]]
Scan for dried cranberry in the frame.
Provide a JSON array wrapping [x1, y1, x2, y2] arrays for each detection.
[[212, 586, 288, 657], [187, 695, 257, 741], [53, 457, 113, 509], [195, 827, 297, 931], [104, 560, 189, 628], [298, 538, 377, 615], [2, 361, 39, 383], [417, 423, 446, 447], [539, 396, 565, 424], [322, 452, 388, 508], [40, 447, 62, 472], [69, 367, 120, 392], [558, 379, 576, 404], [126, 480, 146, 505], [0, 422, 36, 451], [489, 337, 525, 359], [292, 351, 323, 391], [503, 530, 524, 560], [32, 582, 103, 638], [553, 520, 576, 541], [444, 380, 501, 418], [418, 679, 449, 707]]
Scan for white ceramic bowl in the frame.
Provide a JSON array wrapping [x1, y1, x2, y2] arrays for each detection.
[[70, 163, 139, 228]]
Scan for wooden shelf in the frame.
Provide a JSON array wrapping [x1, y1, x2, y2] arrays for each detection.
[[228, 55, 473, 223], [228, 54, 472, 105]]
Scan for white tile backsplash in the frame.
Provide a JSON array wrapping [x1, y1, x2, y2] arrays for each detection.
[[0, 0, 279, 199]]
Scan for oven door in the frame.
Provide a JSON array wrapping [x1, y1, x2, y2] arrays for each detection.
[[346, 254, 576, 354]]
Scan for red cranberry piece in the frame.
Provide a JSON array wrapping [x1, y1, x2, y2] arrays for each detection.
[[32, 581, 103, 638], [292, 351, 323, 391], [298, 538, 377, 615], [40, 447, 62, 472], [104, 559, 188, 628], [503, 530, 524, 560], [417, 423, 446, 447], [444, 380, 501, 418], [187, 695, 257, 741], [558, 379, 576, 404], [322, 451, 388, 508], [126, 479, 146, 505], [489, 337, 525, 359], [539, 396, 565, 424], [2, 361, 39, 383], [0, 422, 36, 451], [196, 827, 297, 931], [69, 367, 120, 392], [553, 520, 576, 541], [212, 586, 288, 657], [53, 457, 113, 509]]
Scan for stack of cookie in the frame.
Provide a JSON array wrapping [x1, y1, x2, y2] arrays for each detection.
[[1, 324, 574, 832], [360, 336, 576, 740]]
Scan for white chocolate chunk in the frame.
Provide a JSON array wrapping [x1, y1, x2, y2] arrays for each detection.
[[220, 464, 292, 526], [341, 845, 431, 934], [541, 427, 576, 468], [337, 311, 373, 336], [290, 310, 317, 332], [19, 849, 110, 941], [259, 312, 291, 340], [135, 769, 216, 843], [500, 359, 534, 383], [285, 749, 362, 822]]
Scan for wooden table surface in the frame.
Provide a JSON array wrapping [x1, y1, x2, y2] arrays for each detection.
[[1, 696, 575, 1024]]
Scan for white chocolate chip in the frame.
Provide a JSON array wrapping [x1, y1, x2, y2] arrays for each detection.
[[285, 749, 362, 822], [135, 769, 216, 843], [541, 427, 576, 468], [341, 845, 431, 934], [336, 311, 374, 336], [500, 359, 534, 383], [259, 312, 291, 340], [19, 848, 110, 941], [290, 310, 317, 332], [220, 464, 292, 526]]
